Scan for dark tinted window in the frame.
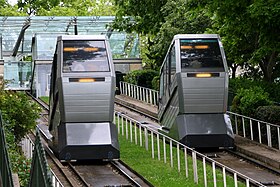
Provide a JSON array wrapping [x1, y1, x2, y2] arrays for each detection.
[[63, 40, 110, 73], [180, 39, 224, 71]]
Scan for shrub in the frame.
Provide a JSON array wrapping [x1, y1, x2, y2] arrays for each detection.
[[0, 90, 41, 143], [229, 78, 280, 103], [255, 106, 280, 125], [0, 84, 41, 186], [124, 69, 159, 89], [151, 75, 160, 91], [231, 87, 272, 117]]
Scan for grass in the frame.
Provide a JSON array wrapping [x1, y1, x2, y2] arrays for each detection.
[[39, 96, 49, 104], [117, 119, 246, 187]]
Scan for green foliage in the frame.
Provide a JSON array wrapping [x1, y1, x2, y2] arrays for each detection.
[[123, 69, 158, 89], [0, 4, 26, 16], [40, 96, 49, 104], [0, 86, 40, 186], [113, 0, 167, 35], [207, 0, 280, 82], [0, 90, 41, 143], [229, 78, 280, 103], [151, 75, 159, 91], [37, 0, 116, 16], [231, 87, 272, 117], [255, 106, 280, 125], [149, 0, 211, 67]]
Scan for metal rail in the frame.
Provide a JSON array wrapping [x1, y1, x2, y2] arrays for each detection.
[[114, 111, 265, 186], [111, 160, 154, 187], [119, 81, 159, 106], [21, 132, 65, 187]]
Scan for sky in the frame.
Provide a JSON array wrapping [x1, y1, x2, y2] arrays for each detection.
[[8, 0, 17, 6]]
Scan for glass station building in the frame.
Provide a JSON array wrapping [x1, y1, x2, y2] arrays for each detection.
[[0, 16, 141, 96]]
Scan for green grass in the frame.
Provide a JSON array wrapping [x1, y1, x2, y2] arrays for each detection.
[[39, 96, 49, 104]]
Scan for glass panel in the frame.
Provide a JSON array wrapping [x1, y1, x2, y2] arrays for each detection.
[[180, 39, 224, 72], [170, 45, 176, 80], [63, 40, 110, 72], [35, 34, 62, 60], [4, 62, 32, 89], [0, 16, 140, 59]]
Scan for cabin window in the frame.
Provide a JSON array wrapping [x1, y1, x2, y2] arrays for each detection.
[[180, 39, 224, 72], [62, 40, 110, 73], [170, 45, 176, 80]]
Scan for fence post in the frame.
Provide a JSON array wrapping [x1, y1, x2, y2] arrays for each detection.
[[28, 129, 52, 187]]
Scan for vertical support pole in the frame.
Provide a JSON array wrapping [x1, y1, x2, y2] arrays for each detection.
[[184, 147, 188, 177], [258, 122, 262, 144], [242, 117, 246, 137], [139, 126, 142, 147], [234, 173, 238, 187], [223, 167, 227, 187], [203, 157, 207, 187], [120, 81, 123, 94], [151, 131, 154, 159], [125, 118, 128, 140], [213, 162, 217, 187], [134, 122, 138, 145], [267, 124, 272, 147], [163, 137, 166, 163], [130, 120, 133, 142], [149, 89, 152, 104], [250, 119, 253, 140], [121, 116, 124, 136], [144, 127, 148, 151], [192, 151, 198, 184], [157, 134, 160, 160], [277, 127, 280, 150], [235, 115, 238, 135], [177, 143, 180, 172], [170, 140, 173, 168]]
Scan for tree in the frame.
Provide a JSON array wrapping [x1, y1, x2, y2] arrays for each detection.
[[15, 0, 115, 16], [207, 0, 280, 82], [112, 0, 211, 68], [148, 0, 212, 67], [0, 0, 26, 16], [113, 0, 167, 35]]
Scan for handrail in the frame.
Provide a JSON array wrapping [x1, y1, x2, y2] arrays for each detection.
[[227, 111, 280, 150], [114, 111, 265, 186], [20, 130, 64, 187], [119, 81, 159, 106], [0, 111, 14, 187], [119, 81, 280, 150]]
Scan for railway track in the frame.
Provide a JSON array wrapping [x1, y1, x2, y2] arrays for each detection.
[[29, 93, 153, 187], [29, 92, 280, 186]]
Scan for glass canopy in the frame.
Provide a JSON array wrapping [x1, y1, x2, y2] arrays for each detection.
[[0, 16, 141, 91], [0, 16, 139, 59]]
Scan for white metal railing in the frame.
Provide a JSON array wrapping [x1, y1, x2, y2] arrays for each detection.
[[227, 111, 280, 150], [21, 134, 64, 187], [119, 81, 159, 106], [114, 111, 265, 186], [119, 81, 280, 150]]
